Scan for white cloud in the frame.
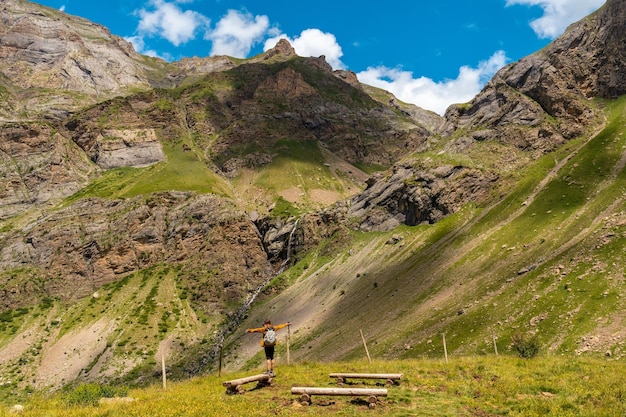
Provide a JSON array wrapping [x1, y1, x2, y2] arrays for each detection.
[[121, 0, 607, 115], [506, 0, 606, 39], [356, 51, 508, 115], [206, 10, 270, 58], [136, 0, 210, 46], [264, 29, 345, 70]]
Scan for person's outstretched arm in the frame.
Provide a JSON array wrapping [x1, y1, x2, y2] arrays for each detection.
[[273, 322, 291, 331], [246, 326, 265, 333]]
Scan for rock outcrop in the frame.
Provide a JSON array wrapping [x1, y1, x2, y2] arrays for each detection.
[[347, 162, 498, 231], [0, 0, 159, 119], [0, 122, 97, 220], [0, 192, 272, 312], [440, 0, 625, 148], [342, 0, 625, 231]]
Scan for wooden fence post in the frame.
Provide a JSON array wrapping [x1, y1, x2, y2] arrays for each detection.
[[492, 332, 499, 356], [442, 334, 448, 364], [360, 329, 372, 364], [219, 345, 223, 376], [161, 354, 167, 389]]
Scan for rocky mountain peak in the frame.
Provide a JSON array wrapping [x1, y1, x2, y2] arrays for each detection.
[[0, 0, 148, 90], [559, 0, 626, 99], [502, 0, 625, 101], [439, 0, 622, 152], [262, 38, 297, 61]]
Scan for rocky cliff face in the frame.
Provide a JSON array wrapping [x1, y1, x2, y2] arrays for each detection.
[[348, 162, 499, 231], [0, 0, 160, 120], [441, 0, 625, 145], [0, 192, 274, 312], [344, 0, 625, 232], [0, 121, 96, 220], [1, 0, 437, 317]]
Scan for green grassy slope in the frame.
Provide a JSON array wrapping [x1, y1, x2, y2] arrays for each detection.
[[230, 96, 626, 368], [0, 265, 218, 396], [1, 92, 623, 411], [1, 356, 624, 416]]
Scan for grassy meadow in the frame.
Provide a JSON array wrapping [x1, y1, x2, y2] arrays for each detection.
[[1, 356, 624, 416]]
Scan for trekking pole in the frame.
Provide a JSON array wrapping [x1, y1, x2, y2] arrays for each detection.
[[287, 324, 291, 365]]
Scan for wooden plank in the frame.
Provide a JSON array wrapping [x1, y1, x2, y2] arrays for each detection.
[[329, 373, 402, 380], [291, 387, 388, 397], [223, 374, 273, 394], [330, 373, 402, 385], [222, 373, 270, 387], [293, 387, 387, 408]]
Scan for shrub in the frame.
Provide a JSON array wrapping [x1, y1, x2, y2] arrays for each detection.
[[511, 332, 540, 358], [63, 383, 129, 406]]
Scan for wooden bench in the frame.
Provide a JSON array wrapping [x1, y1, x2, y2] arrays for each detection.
[[291, 387, 388, 408], [329, 372, 403, 386], [222, 373, 273, 394]]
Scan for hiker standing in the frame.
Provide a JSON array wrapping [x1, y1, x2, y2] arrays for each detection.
[[246, 319, 290, 376]]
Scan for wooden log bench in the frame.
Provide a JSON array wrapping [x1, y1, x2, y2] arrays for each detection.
[[222, 373, 273, 394], [291, 387, 388, 408], [329, 373, 403, 386]]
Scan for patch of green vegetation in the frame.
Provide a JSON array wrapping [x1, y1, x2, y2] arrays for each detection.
[[5, 357, 626, 416], [0, 222, 14, 233], [38, 297, 55, 310], [269, 196, 302, 219], [510, 332, 540, 358], [64, 140, 230, 203], [158, 311, 170, 334], [153, 97, 175, 112], [0, 307, 30, 325], [252, 138, 351, 211], [101, 274, 132, 296], [121, 141, 230, 197], [135, 281, 160, 326], [353, 161, 388, 174], [0, 82, 10, 99], [62, 383, 128, 407]]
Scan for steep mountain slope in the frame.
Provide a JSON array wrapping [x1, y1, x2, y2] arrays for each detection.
[[0, 0, 153, 120], [227, 0, 626, 368], [0, 0, 437, 391], [230, 97, 626, 369], [0, 0, 239, 121], [0, 0, 624, 394]]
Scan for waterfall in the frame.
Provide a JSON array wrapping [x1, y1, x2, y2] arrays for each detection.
[[278, 218, 299, 274], [201, 218, 300, 374]]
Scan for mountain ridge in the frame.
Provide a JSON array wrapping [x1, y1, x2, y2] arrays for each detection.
[[0, 0, 624, 392]]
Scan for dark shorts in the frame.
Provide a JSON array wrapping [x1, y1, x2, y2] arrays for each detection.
[[264, 345, 275, 360]]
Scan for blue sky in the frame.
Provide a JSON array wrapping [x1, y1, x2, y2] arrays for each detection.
[[32, 0, 605, 115]]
